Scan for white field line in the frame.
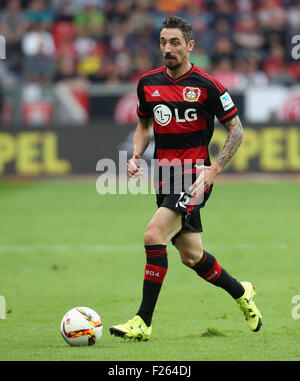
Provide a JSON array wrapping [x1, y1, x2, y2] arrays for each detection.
[[0, 244, 141, 253], [0, 242, 298, 253]]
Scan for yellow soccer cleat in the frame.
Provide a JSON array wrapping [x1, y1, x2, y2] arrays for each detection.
[[109, 315, 152, 341], [236, 281, 262, 332]]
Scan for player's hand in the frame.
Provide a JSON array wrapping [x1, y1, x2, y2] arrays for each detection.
[[127, 153, 144, 177], [189, 164, 220, 197]]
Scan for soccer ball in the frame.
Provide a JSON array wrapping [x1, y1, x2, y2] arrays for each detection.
[[60, 307, 103, 346]]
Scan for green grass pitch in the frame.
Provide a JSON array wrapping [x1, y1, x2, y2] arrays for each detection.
[[0, 177, 299, 361]]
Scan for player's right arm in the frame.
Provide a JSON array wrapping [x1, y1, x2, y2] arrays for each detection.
[[127, 117, 153, 177], [127, 76, 153, 177]]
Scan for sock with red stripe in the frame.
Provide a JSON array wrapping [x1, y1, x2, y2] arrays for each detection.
[[136, 244, 168, 326], [192, 250, 244, 299]]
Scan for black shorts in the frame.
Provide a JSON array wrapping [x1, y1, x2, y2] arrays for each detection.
[[156, 186, 212, 245]]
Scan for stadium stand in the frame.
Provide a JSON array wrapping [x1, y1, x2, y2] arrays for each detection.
[[0, 0, 299, 89]]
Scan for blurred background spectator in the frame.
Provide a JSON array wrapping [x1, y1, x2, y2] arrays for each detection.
[[22, 21, 56, 83], [0, 0, 28, 75]]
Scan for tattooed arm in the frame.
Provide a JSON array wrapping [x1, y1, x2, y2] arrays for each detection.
[[213, 115, 245, 173], [190, 115, 244, 195]]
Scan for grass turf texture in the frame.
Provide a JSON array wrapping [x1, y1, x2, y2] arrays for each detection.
[[0, 178, 299, 361]]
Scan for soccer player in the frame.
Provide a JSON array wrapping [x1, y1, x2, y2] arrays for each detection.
[[110, 16, 262, 341]]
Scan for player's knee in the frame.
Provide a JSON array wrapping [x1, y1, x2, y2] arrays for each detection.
[[144, 226, 162, 246], [180, 250, 203, 268]]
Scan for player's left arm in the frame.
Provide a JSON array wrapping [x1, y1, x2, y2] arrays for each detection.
[[190, 115, 244, 196], [190, 83, 244, 196], [210, 115, 244, 175]]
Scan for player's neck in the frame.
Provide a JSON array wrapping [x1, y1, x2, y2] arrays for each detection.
[[165, 61, 192, 80]]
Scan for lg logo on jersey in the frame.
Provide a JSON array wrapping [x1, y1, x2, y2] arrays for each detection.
[[153, 104, 197, 126]]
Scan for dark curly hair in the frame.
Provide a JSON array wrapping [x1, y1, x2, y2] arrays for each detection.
[[160, 16, 193, 44]]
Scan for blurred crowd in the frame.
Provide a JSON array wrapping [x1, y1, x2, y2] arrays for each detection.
[[0, 0, 300, 90]]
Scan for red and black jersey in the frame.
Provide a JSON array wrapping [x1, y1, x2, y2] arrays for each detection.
[[136, 64, 238, 167]]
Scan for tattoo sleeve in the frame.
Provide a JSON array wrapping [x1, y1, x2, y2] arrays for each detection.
[[216, 116, 244, 169]]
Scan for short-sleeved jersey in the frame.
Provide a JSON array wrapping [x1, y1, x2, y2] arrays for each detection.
[[137, 64, 238, 167]]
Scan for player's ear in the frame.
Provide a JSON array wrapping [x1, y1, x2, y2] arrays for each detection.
[[187, 39, 195, 53]]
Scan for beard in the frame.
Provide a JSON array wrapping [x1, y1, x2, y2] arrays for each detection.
[[164, 54, 181, 70], [165, 60, 181, 70]]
